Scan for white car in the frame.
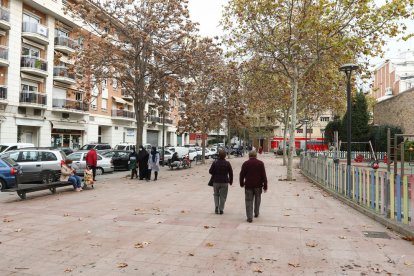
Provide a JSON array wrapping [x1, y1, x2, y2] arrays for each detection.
[[67, 151, 114, 175], [188, 148, 201, 161], [207, 148, 217, 158]]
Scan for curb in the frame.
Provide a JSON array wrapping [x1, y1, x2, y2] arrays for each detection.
[[301, 171, 414, 238]]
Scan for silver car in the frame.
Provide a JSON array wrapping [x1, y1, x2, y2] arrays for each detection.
[[0, 148, 67, 184], [67, 151, 114, 175]]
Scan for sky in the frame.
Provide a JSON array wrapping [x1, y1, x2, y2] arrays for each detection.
[[188, 0, 414, 66]]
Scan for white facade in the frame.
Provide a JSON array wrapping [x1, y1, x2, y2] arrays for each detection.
[[0, 0, 177, 148]]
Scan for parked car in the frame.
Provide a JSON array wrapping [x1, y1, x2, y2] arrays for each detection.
[[114, 143, 135, 151], [159, 150, 173, 165], [66, 151, 114, 175], [188, 148, 201, 161], [79, 143, 112, 152], [0, 148, 67, 184], [0, 143, 35, 154], [166, 146, 189, 158], [0, 157, 22, 190], [57, 147, 74, 156], [102, 150, 131, 171]]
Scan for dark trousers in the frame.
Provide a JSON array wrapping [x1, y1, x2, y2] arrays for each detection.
[[131, 168, 138, 179], [89, 166, 97, 180], [245, 188, 262, 219], [146, 169, 151, 180]]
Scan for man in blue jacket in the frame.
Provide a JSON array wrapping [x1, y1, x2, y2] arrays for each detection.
[[239, 150, 268, 223]]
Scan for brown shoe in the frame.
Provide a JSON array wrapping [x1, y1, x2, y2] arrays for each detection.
[[247, 218, 253, 223]]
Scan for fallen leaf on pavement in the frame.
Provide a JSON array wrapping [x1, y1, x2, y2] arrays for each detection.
[[117, 262, 128, 268], [112, 208, 117, 210], [14, 228, 22, 232], [206, 242, 214, 247], [296, 194, 300, 196], [78, 218, 82, 221], [3, 218, 13, 222], [284, 214, 290, 217], [288, 262, 300, 268], [157, 221, 162, 224], [181, 210, 186, 213], [153, 208, 161, 212], [309, 196, 314, 199], [404, 261, 412, 266], [317, 221, 323, 224], [188, 253, 194, 256], [204, 225, 210, 229], [338, 236, 347, 239], [134, 208, 144, 211], [63, 214, 70, 217], [64, 268, 73, 273], [306, 242, 318, 248], [253, 268, 263, 273], [134, 241, 150, 248]]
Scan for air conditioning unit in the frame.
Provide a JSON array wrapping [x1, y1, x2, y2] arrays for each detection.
[[385, 87, 393, 96], [37, 25, 48, 37]]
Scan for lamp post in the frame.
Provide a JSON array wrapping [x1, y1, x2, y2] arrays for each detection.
[[161, 91, 166, 167], [339, 63, 359, 196], [301, 119, 310, 155]]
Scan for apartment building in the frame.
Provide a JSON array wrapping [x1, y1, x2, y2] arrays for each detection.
[[372, 50, 414, 101], [0, 0, 183, 148]]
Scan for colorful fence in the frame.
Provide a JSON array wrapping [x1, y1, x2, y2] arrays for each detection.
[[310, 151, 387, 160], [300, 155, 413, 228]]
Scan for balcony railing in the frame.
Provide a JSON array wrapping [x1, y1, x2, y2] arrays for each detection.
[[21, 56, 48, 71], [0, 46, 7, 60], [54, 36, 78, 49], [19, 91, 47, 105], [0, 6, 10, 23], [147, 116, 173, 124], [112, 109, 135, 119], [22, 22, 49, 38], [53, 99, 89, 112], [53, 67, 75, 79], [0, 86, 6, 100]]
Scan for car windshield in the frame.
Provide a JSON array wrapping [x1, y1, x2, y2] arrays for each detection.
[[103, 151, 115, 158], [59, 151, 67, 160], [80, 145, 95, 150], [115, 145, 126, 150], [2, 157, 17, 166], [0, 145, 8, 153]]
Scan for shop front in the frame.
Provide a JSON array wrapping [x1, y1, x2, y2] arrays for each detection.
[[51, 121, 85, 149]]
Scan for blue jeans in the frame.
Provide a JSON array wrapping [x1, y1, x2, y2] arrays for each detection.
[[69, 175, 82, 188]]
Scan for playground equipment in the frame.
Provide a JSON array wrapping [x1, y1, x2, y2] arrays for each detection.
[[338, 140, 379, 169]]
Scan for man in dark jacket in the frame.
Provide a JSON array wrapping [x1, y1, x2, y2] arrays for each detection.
[[239, 150, 268, 223], [209, 150, 233, 215]]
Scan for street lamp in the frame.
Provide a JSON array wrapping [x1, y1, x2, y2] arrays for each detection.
[[161, 91, 166, 167], [339, 63, 359, 196], [301, 119, 310, 155]]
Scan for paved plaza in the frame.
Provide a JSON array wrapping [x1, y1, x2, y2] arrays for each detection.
[[1, 155, 414, 275]]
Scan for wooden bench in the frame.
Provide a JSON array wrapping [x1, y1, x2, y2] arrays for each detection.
[[2, 181, 73, 200]]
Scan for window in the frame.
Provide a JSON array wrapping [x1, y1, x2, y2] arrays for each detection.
[[19, 151, 39, 162], [69, 153, 82, 161], [112, 78, 118, 89], [307, 129, 313, 134], [75, 92, 82, 101], [55, 29, 68, 37], [101, 98, 107, 111], [21, 82, 39, 93], [22, 45, 40, 58], [320, 117, 330, 122], [91, 96, 97, 110], [41, 152, 57, 161], [296, 129, 303, 133], [7, 152, 20, 161], [23, 13, 40, 25]]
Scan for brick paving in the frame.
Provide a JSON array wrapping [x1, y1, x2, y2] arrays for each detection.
[[0, 154, 414, 275]]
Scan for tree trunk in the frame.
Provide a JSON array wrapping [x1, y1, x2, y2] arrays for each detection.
[[282, 119, 288, 166], [287, 73, 298, 181], [135, 81, 146, 147], [201, 127, 207, 164]]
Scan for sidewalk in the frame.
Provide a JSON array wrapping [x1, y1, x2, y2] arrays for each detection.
[[0, 155, 413, 275]]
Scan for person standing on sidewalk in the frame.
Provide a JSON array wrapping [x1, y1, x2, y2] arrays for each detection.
[[85, 148, 98, 181], [137, 145, 149, 180], [129, 146, 138, 179], [209, 149, 233, 215], [148, 146, 160, 181], [239, 150, 268, 223]]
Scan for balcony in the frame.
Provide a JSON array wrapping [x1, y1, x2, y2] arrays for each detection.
[[147, 116, 173, 125], [0, 85, 6, 103], [0, 46, 8, 66], [53, 67, 76, 85], [19, 91, 47, 107], [22, 22, 49, 45], [0, 7, 10, 30], [54, 36, 78, 54], [21, 56, 48, 78], [111, 109, 135, 120], [52, 98, 89, 113]]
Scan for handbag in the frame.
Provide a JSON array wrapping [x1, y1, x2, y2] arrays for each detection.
[[208, 176, 214, 186]]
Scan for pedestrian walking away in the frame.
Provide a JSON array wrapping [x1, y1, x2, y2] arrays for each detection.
[[129, 146, 138, 179], [239, 150, 268, 223], [137, 145, 150, 180], [209, 149, 233, 215], [86, 148, 98, 181], [148, 146, 160, 181]]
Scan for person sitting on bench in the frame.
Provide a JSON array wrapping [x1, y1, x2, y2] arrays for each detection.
[[61, 159, 82, 192], [170, 152, 182, 168]]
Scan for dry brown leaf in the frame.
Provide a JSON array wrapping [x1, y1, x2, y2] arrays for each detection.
[[14, 228, 22, 232], [204, 225, 210, 229], [188, 253, 194, 256], [117, 262, 128, 268], [3, 218, 13, 222], [64, 268, 73, 273], [112, 208, 117, 210], [306, 242, 318, 248], [134, 208, 144, 211], [404, 261, 412, 266], [309, 196, 314, 199], [284, 214, 290, 217], [157, 221, 162, 224], [253, 268, 263, 273], [288, 262, 300, 268], [338, 236, 347, 239], [181, 210, 186, 213], [296, 194, 300, 196], [134, 241, 150, 248], [206, 242, 214, 247], [63, 214, 70, 217]]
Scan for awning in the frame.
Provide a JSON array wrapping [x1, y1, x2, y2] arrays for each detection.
[[16, 118, 44, 127], [112, 96, 128, 105], [51, 121, 86, 131]]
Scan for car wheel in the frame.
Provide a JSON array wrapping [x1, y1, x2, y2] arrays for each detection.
[[0, 179, 6, 191], [96, 167, 104, 175], [42, 172, 53, 184]]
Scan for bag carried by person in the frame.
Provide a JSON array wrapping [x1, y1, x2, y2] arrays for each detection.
[[208, 176, 214, 186]]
